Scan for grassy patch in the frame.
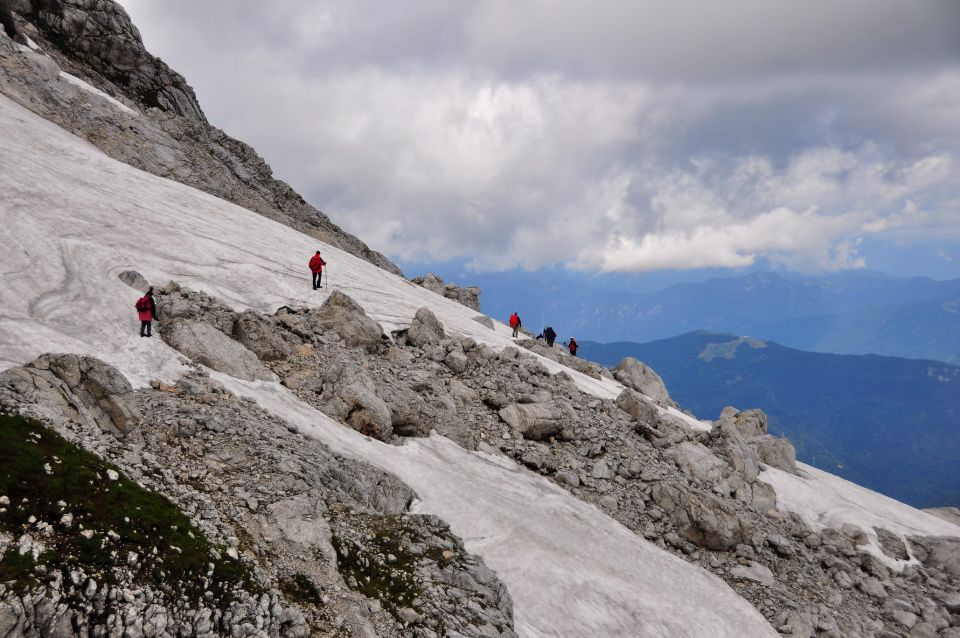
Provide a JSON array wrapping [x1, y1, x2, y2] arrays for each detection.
[[331, 515, 423, 617], [0, 412, 255, 604]]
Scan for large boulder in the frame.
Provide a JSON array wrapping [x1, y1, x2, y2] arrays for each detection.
[[756, 436, 798, 474], [664, 442, 729, 484], [498, 402, 564, 441], [319, 363, 393, 442], [0, 354, 140, 436], [412, 273, 481, 311], [652, 483, 746, 551], [233, 311, 297, 361], [719, 407, 768, 438], [908, 536, 960, 577], [407, 307, 446, 348], [311, 291, 385, 352], [612, 358, 676, 407], [163, 319, 273, 381], [616, 389, 659, 425]]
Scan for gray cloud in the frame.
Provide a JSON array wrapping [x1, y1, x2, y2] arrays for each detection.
[[117, 0, 960, 273]]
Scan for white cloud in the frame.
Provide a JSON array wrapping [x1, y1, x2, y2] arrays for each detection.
[[115, 0, 960, 275]]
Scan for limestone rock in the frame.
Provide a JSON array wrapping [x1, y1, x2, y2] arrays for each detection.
[[664, 442, 729, 484], [472, 315, 495, 330], [616, 389, 659, 425], [612, 357, 676, 407], [412, 273, 481, 311], [407, 307, 446, 348], [756, 436, 797, 474], [311, 291, 386, 352], [233, 311, 296, 361], [498, 402, 563, 441], [729, 561, 774, 587], [163, 319, 273, 381], [0, 353, 140, 435]]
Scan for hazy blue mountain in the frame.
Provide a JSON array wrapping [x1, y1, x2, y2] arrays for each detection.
[[582, 332, 960, 508], [453, 269, 960, 363]]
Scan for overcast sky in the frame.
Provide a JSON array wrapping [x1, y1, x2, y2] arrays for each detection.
[[117, 0, 960, 277]]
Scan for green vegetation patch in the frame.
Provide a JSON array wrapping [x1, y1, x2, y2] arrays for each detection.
[[0, 412, 255, 604], [331, 514, 423, 618]]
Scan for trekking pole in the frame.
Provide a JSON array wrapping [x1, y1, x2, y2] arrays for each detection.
[[324, 263, 329, 290]]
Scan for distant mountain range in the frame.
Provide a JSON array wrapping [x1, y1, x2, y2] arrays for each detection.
[[582, 332, 960, 508], [465, 270, 960, 363]]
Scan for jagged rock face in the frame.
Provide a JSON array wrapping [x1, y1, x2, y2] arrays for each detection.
[[412, 273, 481, 311], [0, 9, 403, 276], [6, 0, 205, 120]]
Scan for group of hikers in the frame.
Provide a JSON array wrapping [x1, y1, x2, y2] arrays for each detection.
[[134, 252, 579, 358], [509, 312, 578, 356]]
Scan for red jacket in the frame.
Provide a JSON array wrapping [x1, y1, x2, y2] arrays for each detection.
[[568, 339, 578, 354], [509, 313, 520, 327], [308, 254, 326, 273], [136, 295, 156, 322]]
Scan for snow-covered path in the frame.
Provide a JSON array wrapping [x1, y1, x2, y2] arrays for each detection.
[[0, 93, 778, 636]]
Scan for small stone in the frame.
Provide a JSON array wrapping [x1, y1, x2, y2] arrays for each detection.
[[106, 469, 119, 481]]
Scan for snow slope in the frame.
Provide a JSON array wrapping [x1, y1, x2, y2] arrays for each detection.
[[761, 463, 960, 568], [0, 93, 777, 636]]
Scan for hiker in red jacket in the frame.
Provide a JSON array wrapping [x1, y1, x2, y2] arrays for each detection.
[[135, 288, 158, 337], [567, 337, 578, 357], [509, 312, 521, 338], [308, 251, 326, 290]]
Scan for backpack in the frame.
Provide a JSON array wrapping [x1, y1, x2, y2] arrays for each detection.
[[135, 296, 150, 312]]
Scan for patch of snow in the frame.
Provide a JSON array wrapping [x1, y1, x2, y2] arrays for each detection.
[[216, 374, 777, 638], [59, 71, 138, 116], [761, 462, 960, 570]]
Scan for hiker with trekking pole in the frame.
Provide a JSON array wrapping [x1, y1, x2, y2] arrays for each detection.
[[309, 251, 327, 290]]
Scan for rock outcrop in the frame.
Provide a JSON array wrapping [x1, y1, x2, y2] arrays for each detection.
[[613, 357, 677, 407], [5, 0, 204, 120], [412, 273, 481, 311]]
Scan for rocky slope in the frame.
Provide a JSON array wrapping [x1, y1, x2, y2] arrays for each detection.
[[0, 354, 516, 637], [149, 281, 960, 638], [0, 0, 401, 276], [0, 4, 959, 637]]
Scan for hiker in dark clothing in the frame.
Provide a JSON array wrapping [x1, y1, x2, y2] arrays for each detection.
[[135, 288, 158, 337], [567, 337, 578, 357], [543, 326, 557, 347]]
